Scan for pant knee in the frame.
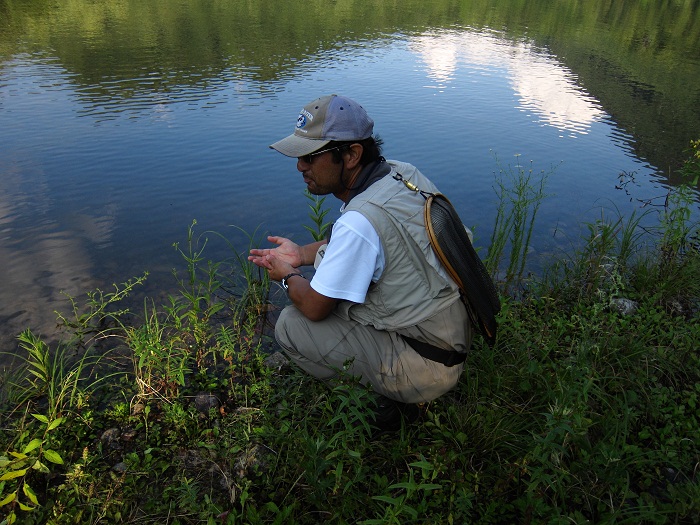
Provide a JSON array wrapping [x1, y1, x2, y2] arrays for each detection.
[[274, 305, 301, 352]]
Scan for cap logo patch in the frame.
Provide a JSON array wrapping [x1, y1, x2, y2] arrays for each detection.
[[297, 109, 314, 130]]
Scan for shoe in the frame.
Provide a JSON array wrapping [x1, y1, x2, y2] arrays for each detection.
[[370, 395, 420, 433]]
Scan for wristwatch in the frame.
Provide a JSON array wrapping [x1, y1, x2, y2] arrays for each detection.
[[281, 272, 306, 291]]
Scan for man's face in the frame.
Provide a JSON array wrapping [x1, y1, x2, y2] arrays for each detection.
[[296, 149, 344, 197]]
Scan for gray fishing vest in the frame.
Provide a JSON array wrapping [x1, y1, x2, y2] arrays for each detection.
[[335, 160, 465, 342]]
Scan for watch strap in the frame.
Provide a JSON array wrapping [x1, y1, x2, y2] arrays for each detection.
[[282, 272, 306, 290]]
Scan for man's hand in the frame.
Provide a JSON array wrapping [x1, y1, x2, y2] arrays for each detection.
[[261, 252, 297, 282], [249, 236, 337, 321], [249, 236, 303, 272]]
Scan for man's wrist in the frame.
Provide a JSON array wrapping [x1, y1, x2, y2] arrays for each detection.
[[301, 241, 326, 266], [281, 272, 306, 291]]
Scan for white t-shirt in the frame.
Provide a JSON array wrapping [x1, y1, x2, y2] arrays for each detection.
[[310, 211, 385, 303]]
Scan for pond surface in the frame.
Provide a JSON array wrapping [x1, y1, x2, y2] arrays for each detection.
[[1, 0, 699, 354]]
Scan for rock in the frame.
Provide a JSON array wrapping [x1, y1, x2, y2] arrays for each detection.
[[180, 449, 207, 470], [234, 444, 267, 479], [194, 393, 221, 414], [610, 298, 638, 316], [178, 449, 235, 501], [263, 351, 289, 371], [100, 428, 121, 449], [668, 299, 684, 316], [208, 463, 233, 493], [121, 428, 137, 441]]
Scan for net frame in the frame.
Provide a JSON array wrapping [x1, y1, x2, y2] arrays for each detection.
[[424, 193, 500, 345]]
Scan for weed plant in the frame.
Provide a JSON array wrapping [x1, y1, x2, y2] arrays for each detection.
[[1, 150, 699, 524], [303, 190, 332, 242], [486, 153, 552, 293]]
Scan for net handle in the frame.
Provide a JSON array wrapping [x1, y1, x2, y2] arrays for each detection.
[[424, 193, 465, 291], [395, 172, 469, 293]]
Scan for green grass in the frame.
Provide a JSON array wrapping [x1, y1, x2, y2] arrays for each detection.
[[1, 148, 699, 524]]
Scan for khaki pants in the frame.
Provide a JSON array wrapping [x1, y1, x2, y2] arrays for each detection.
[[274, 305, 466, 404]]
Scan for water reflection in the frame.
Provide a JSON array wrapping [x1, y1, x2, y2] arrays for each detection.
[[0, 156, 117, 349], [509, 43, 606, 137], [412, 30, 606, 136], [412, 33, 460, 90]]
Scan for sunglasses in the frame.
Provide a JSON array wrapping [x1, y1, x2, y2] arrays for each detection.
[[299, 145, 346, 164]]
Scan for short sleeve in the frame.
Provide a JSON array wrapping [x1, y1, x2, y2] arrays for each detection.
[[310, 211, 384, 303]]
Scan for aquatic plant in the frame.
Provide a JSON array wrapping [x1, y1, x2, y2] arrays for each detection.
[[486, 153, 553, 291]]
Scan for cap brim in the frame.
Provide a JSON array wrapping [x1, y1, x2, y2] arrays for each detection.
[[269, 133, 330, 158]]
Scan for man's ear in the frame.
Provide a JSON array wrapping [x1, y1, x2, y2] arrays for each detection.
[[344, 143, 364, 169]]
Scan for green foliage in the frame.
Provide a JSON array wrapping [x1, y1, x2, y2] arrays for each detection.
[[54, 274, 148, 348], [125, 299, 191, 400], [659, 138, 700, 260], [486, 153, 552, 290], [681, 138, 700, 182], [171, 220, 227, 360], [303, 189, 332, 242], [543, 206, 650, 307], [8, 329, 107, 421], [361, 458, 444, 525], [0, 414, 64, 523]]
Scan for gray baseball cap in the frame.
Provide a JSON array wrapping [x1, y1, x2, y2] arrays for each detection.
[[270, 95, 374, 157]]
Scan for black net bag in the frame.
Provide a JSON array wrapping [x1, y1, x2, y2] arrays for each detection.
[[424, 193, 500, 346]]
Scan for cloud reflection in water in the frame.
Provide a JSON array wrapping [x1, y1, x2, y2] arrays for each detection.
[[411, 30, 607, 137]]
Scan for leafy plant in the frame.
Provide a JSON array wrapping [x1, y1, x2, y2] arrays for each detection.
[[361, 457, 443, 525], [0, 414, 64, 523], [658, 169, 699, 260], [680, 138, 700, 182], [171, 220, 226, 361], [7, 329, 104, 421], [303, 189, 332, 241], [125, 299, 191, 400], [55, 274, 148, 348], [487, 153, 552, 291]]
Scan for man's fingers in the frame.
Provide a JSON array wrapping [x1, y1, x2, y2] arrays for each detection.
[[268, 235, 288, 246], [248, 255, 272, 270]]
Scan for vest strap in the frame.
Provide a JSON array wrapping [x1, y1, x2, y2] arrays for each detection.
[[402, 336, 467, 367]]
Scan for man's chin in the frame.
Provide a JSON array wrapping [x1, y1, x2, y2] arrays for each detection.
[[306, 186, 328, 196]]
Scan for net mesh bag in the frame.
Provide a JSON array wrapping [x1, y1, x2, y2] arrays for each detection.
[[425, 193, 500, 345]]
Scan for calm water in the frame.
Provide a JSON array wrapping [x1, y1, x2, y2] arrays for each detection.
[[1, 0, 699, 353]]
